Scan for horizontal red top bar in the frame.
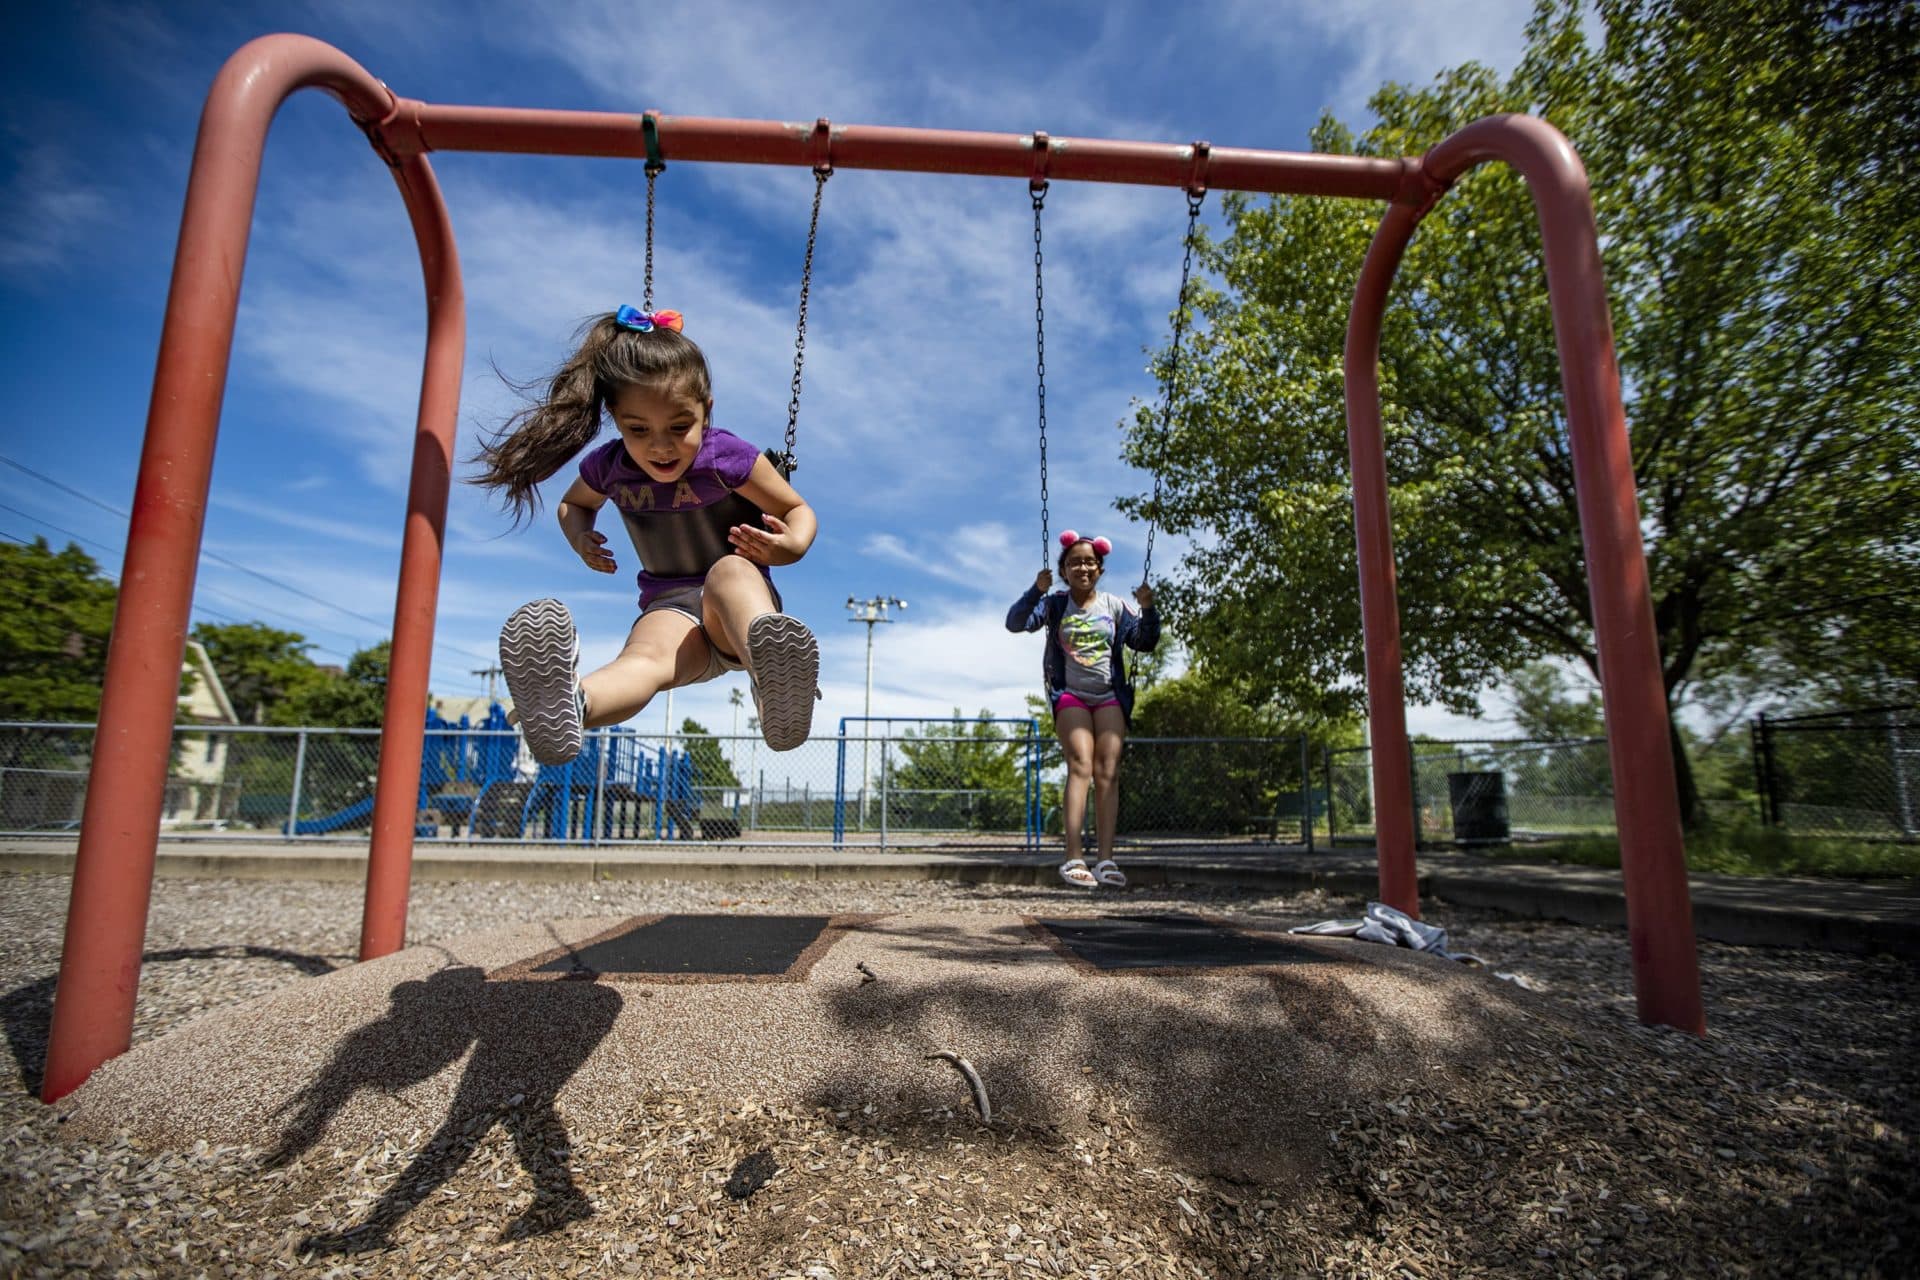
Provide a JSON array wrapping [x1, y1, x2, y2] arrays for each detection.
[[376, 104, 1413, 201]]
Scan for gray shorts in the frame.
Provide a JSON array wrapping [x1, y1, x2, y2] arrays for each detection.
[[641, 581, 783, 684]]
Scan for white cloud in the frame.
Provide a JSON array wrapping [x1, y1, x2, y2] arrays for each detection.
[[861, 522, 1023, 590], [1225, 0, 1540, 125], [209, 493, 401, 550], [0, 142, 114, 276]]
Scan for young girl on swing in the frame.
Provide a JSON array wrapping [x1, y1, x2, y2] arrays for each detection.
[[473, 307, 819, 765], [1007, 531, 1159, 888]]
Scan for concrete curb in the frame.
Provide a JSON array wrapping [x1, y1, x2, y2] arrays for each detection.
[[4, 845, 1913, 956]]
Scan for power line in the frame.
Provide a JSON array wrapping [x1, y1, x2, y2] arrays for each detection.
[[0, 520, 360, 665], [0, 514, 491, 700], [0, 452, 502, 670]]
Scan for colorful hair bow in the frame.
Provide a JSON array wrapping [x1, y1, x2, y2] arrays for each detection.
[[1059, 530, 1113, 556], [614, 305, 684, 333]]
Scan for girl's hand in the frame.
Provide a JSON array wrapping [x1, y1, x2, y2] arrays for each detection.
[[1134, 582, 1154, 609], [729, 513, 797, 565], [573, 529, 617, 574], [1034, 569, 1053, 593]]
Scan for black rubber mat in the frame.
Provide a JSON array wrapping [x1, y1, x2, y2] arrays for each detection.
[[1034, 913, 1327, 971], [535, 914, 835, 977]]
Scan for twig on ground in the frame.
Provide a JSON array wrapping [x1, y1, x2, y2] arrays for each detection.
[[926, 1050, 992, 1124]]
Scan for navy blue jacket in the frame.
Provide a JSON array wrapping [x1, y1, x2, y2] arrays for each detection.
[[1005, 587, 1160, 724]]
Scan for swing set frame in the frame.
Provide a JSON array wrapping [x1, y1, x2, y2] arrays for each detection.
[[40, 34, 1704, 1103]]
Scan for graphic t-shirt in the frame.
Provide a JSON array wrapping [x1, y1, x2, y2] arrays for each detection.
[[577, 427, 768, 607], [1057, 591, 1136, 700]]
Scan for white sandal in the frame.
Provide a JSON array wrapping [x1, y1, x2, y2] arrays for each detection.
[[1058, 859, 1097, 888], [1092, 859, 1127, 888]]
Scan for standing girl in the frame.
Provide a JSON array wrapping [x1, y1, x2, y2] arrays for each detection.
[[472, 307, 819, 765], [1006, 531, 1160, 888]]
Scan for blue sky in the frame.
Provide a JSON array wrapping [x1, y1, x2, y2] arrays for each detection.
[[0, 0, 1540, 742]]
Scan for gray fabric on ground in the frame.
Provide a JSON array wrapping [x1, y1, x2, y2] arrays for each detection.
[[1290, 901, 1486, 965]]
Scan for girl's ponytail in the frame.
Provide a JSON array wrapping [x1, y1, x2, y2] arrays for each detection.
[[469, 313, 711, 525]]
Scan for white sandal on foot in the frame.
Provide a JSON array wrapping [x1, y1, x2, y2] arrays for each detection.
[[1058, 859, 1097, 888], [1092, 859, 1127, 888]]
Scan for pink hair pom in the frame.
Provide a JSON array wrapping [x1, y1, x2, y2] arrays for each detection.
[[1059, 530, 1115, 556]]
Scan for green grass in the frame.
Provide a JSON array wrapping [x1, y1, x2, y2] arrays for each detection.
[[1483, 825, 1920, 880]]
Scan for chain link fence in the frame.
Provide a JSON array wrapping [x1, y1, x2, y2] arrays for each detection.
[[0, 718, 1325, 851], [1326, 737, 1617, 846], [1753, 706, 1920, 841]]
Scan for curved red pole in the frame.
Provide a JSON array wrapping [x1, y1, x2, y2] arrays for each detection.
[[42, 35, 463, 1100], [1345, 115, 1703, 1033], [1344, 197, 1427, 917], [359, 153, 465, 961]]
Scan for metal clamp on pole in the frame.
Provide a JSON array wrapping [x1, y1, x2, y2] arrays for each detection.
[[1185, 139, 1212, 201], [642, 110, 665, 174], [1029, 130, 1052, 196], [807, 116, 834, 175]]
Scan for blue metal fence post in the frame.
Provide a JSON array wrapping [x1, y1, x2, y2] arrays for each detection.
[[653, 744, 667, 839], [592, 729, 608, 846], [834, 718, 848, 846]]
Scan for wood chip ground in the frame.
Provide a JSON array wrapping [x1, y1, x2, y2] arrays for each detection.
[[0, 872, 1913, 1278]]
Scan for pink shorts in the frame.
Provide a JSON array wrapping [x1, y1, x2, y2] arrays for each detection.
[[1053, 691, 1120, 714]]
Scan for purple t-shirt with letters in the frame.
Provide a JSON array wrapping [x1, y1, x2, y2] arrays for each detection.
[[577, 427, 770, 608]]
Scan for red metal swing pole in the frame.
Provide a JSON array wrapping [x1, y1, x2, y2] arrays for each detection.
[[41, 35, 466, 1102], [46, 36, 1704, 1107], [1344, 196, 1432, 919], [1345, 115, 1703, 1033]]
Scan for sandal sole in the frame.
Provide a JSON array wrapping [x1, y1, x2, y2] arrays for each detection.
[[748, 613, 819, 752], [499, 598, 583, 765]]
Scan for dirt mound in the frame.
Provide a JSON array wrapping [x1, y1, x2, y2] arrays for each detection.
[[60, 911, 1529, 1188]]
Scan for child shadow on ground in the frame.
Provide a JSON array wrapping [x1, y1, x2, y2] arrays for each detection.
[[260, 964, 621, 1254]]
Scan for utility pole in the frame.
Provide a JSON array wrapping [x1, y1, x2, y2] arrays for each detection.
[[471, 665, 503, 706], [847, 594, 907, 828]]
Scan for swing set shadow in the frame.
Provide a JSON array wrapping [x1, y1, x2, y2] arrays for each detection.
[[43, 34, 1703, 1104]]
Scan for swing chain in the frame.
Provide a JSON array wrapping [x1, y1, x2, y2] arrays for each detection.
[[781, 165, 831, 476], [1032, 180, 1050, 568], [643, 160, 663, 314], [1142, 190, 1205, 585]]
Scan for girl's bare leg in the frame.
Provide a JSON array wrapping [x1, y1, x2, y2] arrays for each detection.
[[698, 555, 778, 664], [1055, 705, 1095, 864], [1090, 704, 1128, 861], [702, 555, 818, 750], [579, 610, 711, 727]]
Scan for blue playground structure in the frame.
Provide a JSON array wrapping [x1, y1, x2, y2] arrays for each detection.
[[286, 703, 705, 840]]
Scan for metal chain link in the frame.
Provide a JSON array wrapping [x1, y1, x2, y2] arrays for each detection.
[[643, 161, 662, 313], [1142, 190, 1205, 586], [1032, 181, 1050, 568], [781, 166, 830, 476]]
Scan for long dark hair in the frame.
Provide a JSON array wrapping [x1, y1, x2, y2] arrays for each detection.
[[469, 314, 713, 524]]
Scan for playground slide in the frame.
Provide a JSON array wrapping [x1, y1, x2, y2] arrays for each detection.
[[285, 795, 376, 835]]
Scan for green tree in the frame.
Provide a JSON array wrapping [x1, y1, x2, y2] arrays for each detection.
[[1129, 0, 1920, 825], [887, 710, 1029, 831], [0, 538, 118, 723], [283, 641, 391, 728], [190, 622, 329, 725], [678, 717, 741, 788], [1506, 663, 1604, 741]]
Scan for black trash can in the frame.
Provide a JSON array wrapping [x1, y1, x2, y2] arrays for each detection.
[[1447, 771, 1510, 843]]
